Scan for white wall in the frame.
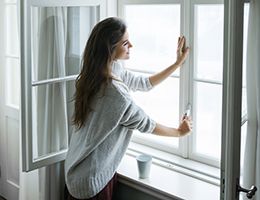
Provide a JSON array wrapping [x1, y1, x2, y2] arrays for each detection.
[[0, 0, 6, 197]]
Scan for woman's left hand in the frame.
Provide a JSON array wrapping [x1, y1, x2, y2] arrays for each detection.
[[177, 116, 192, 136], [175, 36, 190, 66]]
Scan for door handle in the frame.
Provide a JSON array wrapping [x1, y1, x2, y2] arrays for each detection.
[[237, 185, 257, 199]]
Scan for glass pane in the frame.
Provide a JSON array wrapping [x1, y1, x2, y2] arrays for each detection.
[[194, 4, 224, 82], [31, 80, 75, 159], [240, 121, 247, 176], [5, 58, 20, 107], [125, 4, 181, 75], [240, 5, 249, 192], [242, 3, 249, 117], [5, 4, 19, 56], [131, 74, 180, 148], [239, 121, 248, 199], [31, 6, 99, 82], [193, 81, 222, 160]]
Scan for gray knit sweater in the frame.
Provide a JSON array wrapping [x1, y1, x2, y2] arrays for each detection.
[[65, 61, 156, 199]]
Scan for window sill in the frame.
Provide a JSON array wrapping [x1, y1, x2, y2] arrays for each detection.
[[116, 143, 220, 200]]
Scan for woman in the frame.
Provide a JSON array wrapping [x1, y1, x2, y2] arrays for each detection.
[[65, 17, 191, 200]]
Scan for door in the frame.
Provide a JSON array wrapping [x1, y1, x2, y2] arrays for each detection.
[[0, 0, 20, 199]]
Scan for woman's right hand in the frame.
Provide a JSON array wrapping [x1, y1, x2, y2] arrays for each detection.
[[175, 36, 190, 66]]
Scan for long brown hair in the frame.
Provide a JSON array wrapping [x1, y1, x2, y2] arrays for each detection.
[[73, 17, 126, 129]]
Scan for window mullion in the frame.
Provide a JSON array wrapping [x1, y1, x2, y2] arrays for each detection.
[[179, 0, 191, 159], [31, 75, 78, 86]]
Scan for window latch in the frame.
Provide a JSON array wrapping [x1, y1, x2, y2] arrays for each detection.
[[184, 103, 191, 117]]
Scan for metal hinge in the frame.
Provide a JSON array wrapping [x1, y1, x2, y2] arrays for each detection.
[[221, 177, 225, 200]]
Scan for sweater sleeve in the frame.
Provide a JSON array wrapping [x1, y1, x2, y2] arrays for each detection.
[[122, 69, 153, 92], [110, 79, 155, 133], [113, 61, 153, 92], [119, 97, 156, 133]]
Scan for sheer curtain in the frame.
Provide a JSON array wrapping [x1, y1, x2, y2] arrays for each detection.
[[243, 0, 260, 199]]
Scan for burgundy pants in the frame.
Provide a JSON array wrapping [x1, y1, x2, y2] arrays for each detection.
[[64, 173, 118, 200]]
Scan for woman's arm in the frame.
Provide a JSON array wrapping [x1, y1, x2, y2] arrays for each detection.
[[149, 36, 190, 87], [152, 116, 192, 137]]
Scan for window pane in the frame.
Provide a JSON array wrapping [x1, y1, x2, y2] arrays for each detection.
[[5, 58, 20, 107], [125, 4, 180, 75], [240, 121, 247, 176], [240, 4, 249, 185], [193, 82, 222, 160], [194, 4, 224, 82], [31, 81, 75, 160], [31, 6, 98, 82], [5, 4, 19, 56], [131, 74, 179, 148], [242, 3, 249, 117]]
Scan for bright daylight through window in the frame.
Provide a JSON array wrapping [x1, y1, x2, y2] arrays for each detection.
[[125, 4, 181, 152]]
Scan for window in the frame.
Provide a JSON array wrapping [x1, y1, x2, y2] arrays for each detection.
[[118, 0, 246, 168], [120, 1, 182, 155], [190, 3, 224, 166], [21, 0, 107, 171], [21, 0, 249, 173], [4, 0, 20, 108]]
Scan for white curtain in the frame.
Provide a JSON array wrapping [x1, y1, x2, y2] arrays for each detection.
[[243, 0, 260, 199]]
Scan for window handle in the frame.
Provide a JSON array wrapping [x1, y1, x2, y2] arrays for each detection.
[[184, 103, 191, 117], [237, 185, 257, 199]]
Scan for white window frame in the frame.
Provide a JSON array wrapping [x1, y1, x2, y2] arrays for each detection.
[[118, 0, 187, 157], [21, 0, 107, 172], [188, 0, 224, 167], [118, 0, 226, 168]]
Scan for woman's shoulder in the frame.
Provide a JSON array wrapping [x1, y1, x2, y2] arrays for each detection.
[[107, 79, 132, 102], [111, 60, 126, 77], [92, 81, 132, 116], [112, 60, 123, 70]]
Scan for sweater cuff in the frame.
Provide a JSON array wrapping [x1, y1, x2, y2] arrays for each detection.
[[145, 77, 153, 91], [147, 119, 156, 134]]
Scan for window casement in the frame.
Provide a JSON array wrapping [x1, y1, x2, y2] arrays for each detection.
[[21, 0, 106, 171], [119, 0, 184, 157], [118, 0, 230, 168]]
